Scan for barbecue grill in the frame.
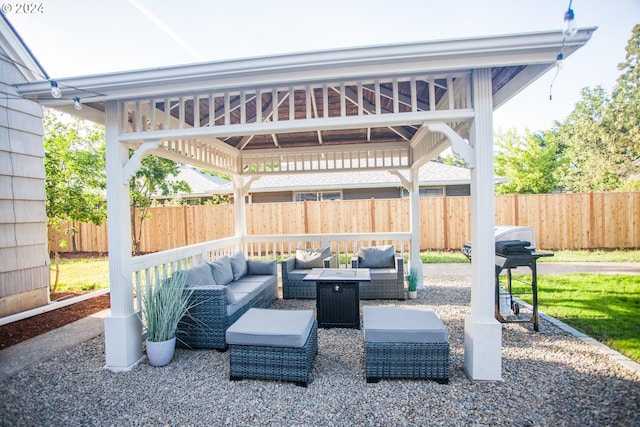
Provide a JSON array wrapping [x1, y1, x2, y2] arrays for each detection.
[[462, 226, 552, 331]]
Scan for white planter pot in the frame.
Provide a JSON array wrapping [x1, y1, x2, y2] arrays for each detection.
[[407, 290, 417, 299], [146, 337, 176, 367]]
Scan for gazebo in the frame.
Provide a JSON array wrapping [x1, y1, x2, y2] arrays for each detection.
[[17, 28, 594, 381]]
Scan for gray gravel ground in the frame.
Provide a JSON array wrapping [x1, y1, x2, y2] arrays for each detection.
[[1, 275, 639, 426]]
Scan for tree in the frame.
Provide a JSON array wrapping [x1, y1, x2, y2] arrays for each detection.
[[611, 24, 640, 189], [556, 25, 640, 192], [435, 153, 469, 168], [494, 128, 566, 194], [44, 110, 106, 290], [130, 155, 190, 255]]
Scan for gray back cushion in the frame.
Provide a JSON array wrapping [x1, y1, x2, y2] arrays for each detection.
[[229, 251, 248, 280], [358, 245, 395, 268], [179, 263, 217, 287], [247, 259, 276, 275], [209, 256, 234, 286], [295, 247, 330, 269]]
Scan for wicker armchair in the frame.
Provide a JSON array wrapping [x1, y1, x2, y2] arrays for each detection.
[[351, 245, 405, 300], [281, 248, 338, 299]]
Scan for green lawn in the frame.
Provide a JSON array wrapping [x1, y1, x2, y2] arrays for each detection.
[[538, 249, 640, 263], [420, 249, 640, 263], [50, 257, 110, 292], [510, 273, 640, 363]]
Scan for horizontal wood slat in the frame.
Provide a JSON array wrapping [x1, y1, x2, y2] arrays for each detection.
[[48, 192, 640, 253]]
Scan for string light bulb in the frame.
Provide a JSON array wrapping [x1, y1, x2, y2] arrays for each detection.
[[562, 4, 577, 38], [556, 52, 564, 70], [73, 97, 82, 110], [50, 80, 61, 98]]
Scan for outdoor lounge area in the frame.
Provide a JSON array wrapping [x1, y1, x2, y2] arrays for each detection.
[[1, 274, 638, 425], [14, 24, 599, 383]]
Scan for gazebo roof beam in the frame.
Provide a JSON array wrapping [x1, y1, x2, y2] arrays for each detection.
[[118, 109, 474, 144]]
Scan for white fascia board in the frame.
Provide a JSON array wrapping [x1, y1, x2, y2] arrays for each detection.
[[16, 28, 596, 106]]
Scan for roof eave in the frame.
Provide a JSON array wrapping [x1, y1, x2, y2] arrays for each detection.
[[15, 28, 596, 106]]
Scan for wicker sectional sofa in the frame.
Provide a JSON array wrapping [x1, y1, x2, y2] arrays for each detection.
[[176, 251, 278, 350]]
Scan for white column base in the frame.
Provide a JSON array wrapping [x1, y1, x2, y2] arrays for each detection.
[[464, 315, 503, 381], [409, 259, 425, 289], [104, 311, 144, 372]]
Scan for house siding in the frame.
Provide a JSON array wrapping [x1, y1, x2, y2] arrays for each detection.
[[0, 48, 49, 316], [344, 187, 401, 200], [250, 191, 292, 203], [446, 185, 471, 197]]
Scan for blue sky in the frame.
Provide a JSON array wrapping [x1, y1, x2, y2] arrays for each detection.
[[5, 0, 639, 132]]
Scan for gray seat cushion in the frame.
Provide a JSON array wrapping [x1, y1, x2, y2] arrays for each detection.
[[287, 269, 312, 281], [368, 268, 398, 281], [363, 306, 448, 344], [226, 308, 315, 348]]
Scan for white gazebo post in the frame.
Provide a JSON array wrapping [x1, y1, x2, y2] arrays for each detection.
[[408, 168, 423, 287], [103, 100, 144, 371], [464, 68, 502, 381], [233, 176, 258, 250], [389, 168, 423, 287]]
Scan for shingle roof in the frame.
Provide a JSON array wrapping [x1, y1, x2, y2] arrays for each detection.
[[159, 166, 229, 198], [216, 161, 478, 194]]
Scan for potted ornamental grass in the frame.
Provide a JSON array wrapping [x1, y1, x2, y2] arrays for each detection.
[[406, 268, 419, 299], [141, 273, 194, 366]]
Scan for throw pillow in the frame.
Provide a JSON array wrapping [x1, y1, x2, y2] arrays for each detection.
[[247, 259, 276, 275], [179, 263, 217, 287], [209, 256, 234, 286], [358, 245, 395, 268], [295, 247, 330, 269], [229, 251, 248, 280]]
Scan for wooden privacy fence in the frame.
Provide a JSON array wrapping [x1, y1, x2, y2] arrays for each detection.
[[48, 191, 640, 253]]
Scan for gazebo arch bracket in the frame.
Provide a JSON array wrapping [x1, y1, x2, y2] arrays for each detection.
[[426, 122, 475, 168], [122, 140, 161, 182]]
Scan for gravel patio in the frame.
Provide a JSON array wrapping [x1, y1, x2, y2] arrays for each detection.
[[1, 274, 638, 426]]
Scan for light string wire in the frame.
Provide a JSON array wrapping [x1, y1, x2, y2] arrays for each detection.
[[0, 51, 106, 103], [549, 37, 567, 101], [549, 0, 574, 101]]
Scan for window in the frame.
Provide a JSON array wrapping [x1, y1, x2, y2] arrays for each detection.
[[401, 187, 444, 197], [294, 191, 342, 201]]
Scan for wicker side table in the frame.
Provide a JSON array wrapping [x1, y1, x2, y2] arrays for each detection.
[[363, 306, 450, 384]]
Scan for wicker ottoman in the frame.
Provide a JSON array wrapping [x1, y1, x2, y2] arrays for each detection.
[[363, 306, 450, 384], [225, 308, 317, 387]]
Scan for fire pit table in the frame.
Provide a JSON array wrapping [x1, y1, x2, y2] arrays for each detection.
[[303, 268, 370, 329]]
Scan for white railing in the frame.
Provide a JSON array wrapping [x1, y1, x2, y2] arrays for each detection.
[[130, 232, 412, 310], [242, 232, 411, 267]]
